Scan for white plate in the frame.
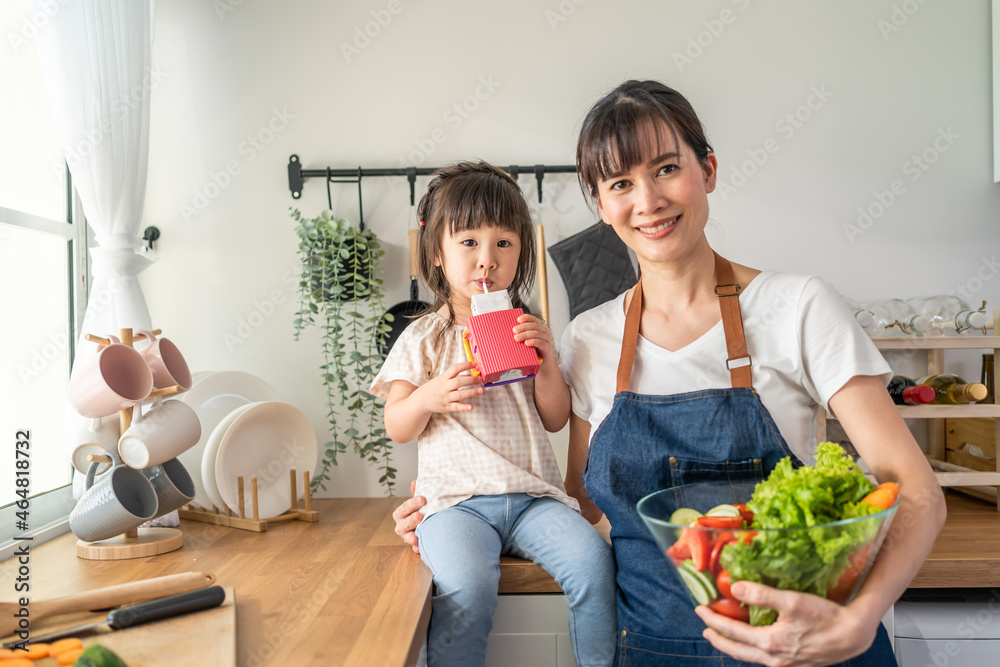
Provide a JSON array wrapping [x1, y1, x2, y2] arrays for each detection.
[[200, 402, 259, 512], [214, 402, 317, 519], [178, 372, 281, 510]]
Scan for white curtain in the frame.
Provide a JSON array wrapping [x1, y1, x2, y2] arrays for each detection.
[[31, 0, 157, 492]]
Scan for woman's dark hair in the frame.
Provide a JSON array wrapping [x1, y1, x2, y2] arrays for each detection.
[[416, 161, 536, 328], [576, 80, 714, 200]]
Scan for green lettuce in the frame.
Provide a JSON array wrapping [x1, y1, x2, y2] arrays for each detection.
[[719, 442, 883, 626]]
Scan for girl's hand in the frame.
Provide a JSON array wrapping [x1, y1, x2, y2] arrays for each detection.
[[417, 360, 484, 413], [513, 314, 556, 363], [695, 582, 879, 666]]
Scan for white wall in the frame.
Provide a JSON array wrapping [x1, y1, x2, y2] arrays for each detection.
[[140, 0, 1000, 498]]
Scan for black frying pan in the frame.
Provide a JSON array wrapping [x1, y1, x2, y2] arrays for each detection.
[[380, 229, 431, 356]]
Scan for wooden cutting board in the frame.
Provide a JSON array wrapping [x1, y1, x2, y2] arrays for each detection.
[[79, 586, 236, 667]]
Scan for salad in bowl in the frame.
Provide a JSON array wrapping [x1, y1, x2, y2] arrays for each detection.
[[637, 442, 900, 626]]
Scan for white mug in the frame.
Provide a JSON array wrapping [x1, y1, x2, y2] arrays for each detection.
[[118, 399, 202, 469], [68, 416, 120, 475]]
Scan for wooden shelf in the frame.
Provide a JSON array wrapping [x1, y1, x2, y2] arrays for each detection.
[[865, 313, 999, 508], [872, 335, 1000, 350], [894, 404, 1000, 418]]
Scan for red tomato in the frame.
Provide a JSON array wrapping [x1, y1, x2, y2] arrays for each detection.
[[695, 515, 744, 529], [709, 533, 737, 576], [716, 570, 734, 600], [666, 535, 692, 566], [708, 597, 750, 622], [732, 503, 755, 525], [688, 528, 711, 572], [826, 541, 874, 603]]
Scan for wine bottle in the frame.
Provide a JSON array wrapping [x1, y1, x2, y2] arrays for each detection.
[[867, 299, 930, 337], [981, 354, 995, 405], [907, 295, 987, 336], [842, 297, 875, 329], [917, 373, 989, 404], [886, 376, 936, 405]]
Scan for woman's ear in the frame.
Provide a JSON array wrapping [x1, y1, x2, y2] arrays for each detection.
[[702, 153, 718, 193]]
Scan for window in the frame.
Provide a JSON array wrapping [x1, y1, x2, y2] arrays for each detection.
[[0, 4, 89, 551]]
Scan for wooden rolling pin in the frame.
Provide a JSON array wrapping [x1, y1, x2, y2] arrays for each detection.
[[0, 571, 215, 638]]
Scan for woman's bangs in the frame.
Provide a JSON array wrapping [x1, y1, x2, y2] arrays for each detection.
[[587, 108, 681, 184]]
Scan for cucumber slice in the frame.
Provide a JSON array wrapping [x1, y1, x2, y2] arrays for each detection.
[[676, 560, 718, 605], [669, 507, 703, 526], [706, 504, 742, 518]]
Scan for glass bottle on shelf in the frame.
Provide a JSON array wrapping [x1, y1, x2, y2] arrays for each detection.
[[916, 373, 989, 404], [842, 296, 875, 330], [867, 299, 930, 337], [981, 354, 995, 405], [886, 376, 936, 405], [907, 295, 987, 335]]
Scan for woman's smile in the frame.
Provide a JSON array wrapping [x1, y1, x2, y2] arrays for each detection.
[[636, 214, 680, 237]]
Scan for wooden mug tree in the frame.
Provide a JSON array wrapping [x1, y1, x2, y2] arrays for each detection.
[[75, 328, 186, 560]]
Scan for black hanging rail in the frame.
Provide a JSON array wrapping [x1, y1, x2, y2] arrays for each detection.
[[288, 154, 577, 204]]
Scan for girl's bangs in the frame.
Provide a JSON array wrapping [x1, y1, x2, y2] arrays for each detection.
[[444, 176, 526, 234]]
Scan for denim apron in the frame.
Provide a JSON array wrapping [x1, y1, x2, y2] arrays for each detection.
[[584, 254, 896, 666]]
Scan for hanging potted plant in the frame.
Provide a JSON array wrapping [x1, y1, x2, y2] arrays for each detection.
[[291, 208, 396, 494]]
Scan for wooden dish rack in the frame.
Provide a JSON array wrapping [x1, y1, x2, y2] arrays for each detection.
[[178, 469, 319, 533]]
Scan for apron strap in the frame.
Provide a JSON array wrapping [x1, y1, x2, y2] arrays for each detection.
[[714, 252, 752, 389], [615, 252, 751, 393]]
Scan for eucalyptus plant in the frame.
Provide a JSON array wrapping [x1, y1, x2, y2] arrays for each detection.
[[291, 208, 396, 495]]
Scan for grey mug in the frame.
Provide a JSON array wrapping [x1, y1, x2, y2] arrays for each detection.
[[143, 458, 196, 519], [69, 457, 158, 542]]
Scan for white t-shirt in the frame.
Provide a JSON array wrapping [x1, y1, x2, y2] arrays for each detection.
[[558, 272, 892, 466]]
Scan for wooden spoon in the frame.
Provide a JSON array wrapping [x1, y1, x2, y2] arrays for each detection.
[[0, 571, 215, 638]]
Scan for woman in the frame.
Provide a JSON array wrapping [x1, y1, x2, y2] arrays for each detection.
[[394, 80, 946, 666]]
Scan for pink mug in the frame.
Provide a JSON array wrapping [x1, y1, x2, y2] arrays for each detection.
[[69, 335, 154, 418], [135, 329, 192, 391]]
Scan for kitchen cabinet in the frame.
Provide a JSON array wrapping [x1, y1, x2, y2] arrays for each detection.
[[486, 595, 576, 667]]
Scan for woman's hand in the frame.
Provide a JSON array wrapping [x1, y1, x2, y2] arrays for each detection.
[[418, 360, 484, 414], [695, 582, 879, 666], [393, 480, 426, 554]]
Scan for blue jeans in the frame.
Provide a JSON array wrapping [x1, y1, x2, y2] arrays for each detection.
[[415, 493, 616, 667]]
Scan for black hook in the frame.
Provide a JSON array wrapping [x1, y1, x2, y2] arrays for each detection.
[[142, 226, 160, 251], [534, 164, 545, 204], [508, 165, 519, 181], [357, 167, 364, 231], [325, 168, 333, 210], [407, 167, 417, 206]]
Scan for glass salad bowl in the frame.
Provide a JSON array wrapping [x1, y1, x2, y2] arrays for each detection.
[[637, 478, 900, 626]]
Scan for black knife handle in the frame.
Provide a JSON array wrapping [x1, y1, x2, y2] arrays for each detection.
[[107, 585, 226, 630]]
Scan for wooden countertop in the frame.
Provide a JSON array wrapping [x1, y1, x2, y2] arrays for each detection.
[[1, 499, 431, 667], [2, 491, 998, 666], [910, 490, 1000, 587]]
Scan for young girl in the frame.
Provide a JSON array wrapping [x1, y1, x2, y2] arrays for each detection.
[[371, 161, 615, 667]]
